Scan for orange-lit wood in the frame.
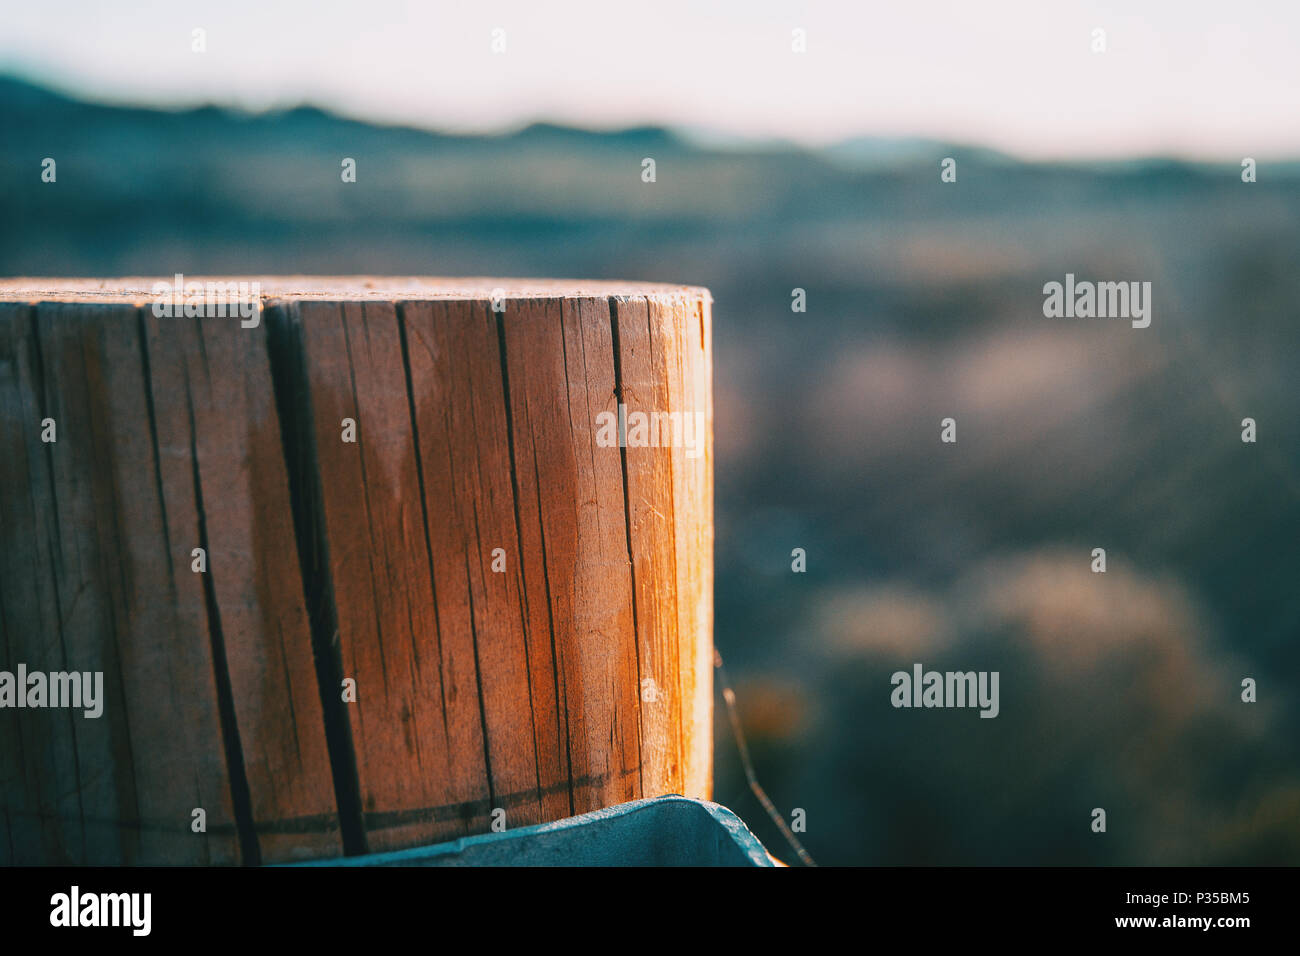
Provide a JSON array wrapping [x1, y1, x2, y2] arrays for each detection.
[[0, 279, 712, 863]]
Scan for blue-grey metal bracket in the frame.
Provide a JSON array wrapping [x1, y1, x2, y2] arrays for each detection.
[[290, 795, 778, 867]]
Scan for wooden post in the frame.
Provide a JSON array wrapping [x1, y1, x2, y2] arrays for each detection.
[[0, 278, 713, 864]]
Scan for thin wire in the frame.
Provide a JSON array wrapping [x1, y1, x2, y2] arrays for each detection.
[[714, 648, 817, 867]]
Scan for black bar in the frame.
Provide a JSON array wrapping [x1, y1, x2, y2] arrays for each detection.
[[0, 866, 1284, 943]]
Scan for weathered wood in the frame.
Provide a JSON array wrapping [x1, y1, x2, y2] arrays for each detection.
[[664, 294, 715, 800], [0, 303, 241, 864], [0, 278, 713, 863], [142, 311, 342, 863]]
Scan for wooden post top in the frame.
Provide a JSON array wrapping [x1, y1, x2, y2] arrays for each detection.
[[0, 280, 714, 863], [0, 277, 711, 304]]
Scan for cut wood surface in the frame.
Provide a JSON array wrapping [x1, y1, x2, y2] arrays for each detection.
[[0, 279, 712, 864]]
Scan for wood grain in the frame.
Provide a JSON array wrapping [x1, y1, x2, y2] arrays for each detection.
[[0, 279, 713, 863]]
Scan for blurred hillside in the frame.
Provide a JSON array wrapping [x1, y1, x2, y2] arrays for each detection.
[[3, 74, 1298, 864]]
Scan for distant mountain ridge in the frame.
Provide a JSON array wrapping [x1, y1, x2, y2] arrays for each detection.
[[0, 72, 1013, 167], [9, 72, 1298, 174]]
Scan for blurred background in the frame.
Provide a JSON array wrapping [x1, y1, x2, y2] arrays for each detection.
[[2, 0, 1298, 864]]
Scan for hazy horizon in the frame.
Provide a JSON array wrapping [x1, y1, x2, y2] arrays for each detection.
[[6, 67, 1300, 169], [3, 0, 1299, 162]]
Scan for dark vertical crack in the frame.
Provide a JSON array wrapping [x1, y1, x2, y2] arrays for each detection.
[[607, 296, 645, 797], [265, 303, 368, 856], [338, 308, 390, 695], [27, 309, 64, 567], [136, 313, 176, 597], [395, 304, 451, 751], [182, 357, 260, 866], [494, 305, 545, 814], [463, 551, 496, 815], [525, 297, 576, 810], [532, 419, 574, 816]]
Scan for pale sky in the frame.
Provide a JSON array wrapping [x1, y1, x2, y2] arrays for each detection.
[[2, 0, 1298, 159]]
